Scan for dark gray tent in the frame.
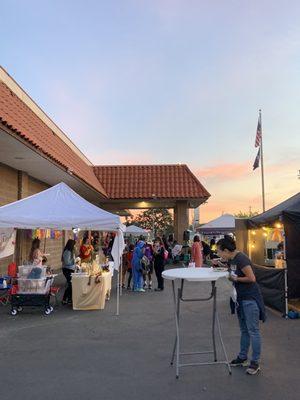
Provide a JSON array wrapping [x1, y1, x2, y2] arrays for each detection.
[[249, 192, 300, 226], [249, 192, 300, 313]]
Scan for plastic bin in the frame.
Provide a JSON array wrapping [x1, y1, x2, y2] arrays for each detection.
[[18, 265, 47, 278], [17, 277, 52, 294]]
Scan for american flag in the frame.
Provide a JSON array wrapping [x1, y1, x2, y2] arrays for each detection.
[[255, 113, 262, 147], [253, 147, 260, 170]]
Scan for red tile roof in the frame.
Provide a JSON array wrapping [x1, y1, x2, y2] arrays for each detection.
[[0, 81, 107, 197], [93, 164, 210, 200]]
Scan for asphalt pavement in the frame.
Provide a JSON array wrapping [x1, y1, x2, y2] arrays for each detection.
[[0, 267, 299, 400]]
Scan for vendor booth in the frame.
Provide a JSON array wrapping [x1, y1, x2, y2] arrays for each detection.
[[125, 225, 149, 236], [0, 182, 125, 315], [198, 214, 235, 237], [240, 193, 300, 316]]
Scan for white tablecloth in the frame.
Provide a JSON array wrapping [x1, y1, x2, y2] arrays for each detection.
[[71, 271, 112, 310], [162, 267, 228, 282]]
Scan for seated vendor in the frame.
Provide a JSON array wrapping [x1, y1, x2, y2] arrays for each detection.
[[29, 238, 44, 265]]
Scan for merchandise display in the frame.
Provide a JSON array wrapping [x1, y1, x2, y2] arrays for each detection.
[[71, 261, 113, 310]]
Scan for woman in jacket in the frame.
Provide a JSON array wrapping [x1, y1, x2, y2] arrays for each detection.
[[216, 236, 265, 375], [61, 239, 76, 305]]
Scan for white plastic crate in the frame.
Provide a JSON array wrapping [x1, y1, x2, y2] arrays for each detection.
[[17, 278, 52, 294], [18, 265, 47, 279]]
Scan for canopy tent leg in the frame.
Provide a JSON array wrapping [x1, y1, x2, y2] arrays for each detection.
[[116, 268, 120, 316], [282, 226, 289, 319], [284, 267, 288, 319]]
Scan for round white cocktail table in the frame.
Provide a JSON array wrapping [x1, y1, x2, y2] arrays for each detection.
[[162, 267, 232, 379]]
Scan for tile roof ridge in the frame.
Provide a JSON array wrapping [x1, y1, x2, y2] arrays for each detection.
[[94, 163, 188, 168]]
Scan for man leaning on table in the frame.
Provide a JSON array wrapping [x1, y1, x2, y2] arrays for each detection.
[[216, 236, 266, 375]]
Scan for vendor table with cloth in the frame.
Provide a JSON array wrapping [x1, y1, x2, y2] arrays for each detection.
[[162, 268, 231, 379], [71, 271, 112, 310]]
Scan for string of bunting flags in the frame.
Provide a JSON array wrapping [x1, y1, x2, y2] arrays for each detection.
[[26, 229, 62, 240]]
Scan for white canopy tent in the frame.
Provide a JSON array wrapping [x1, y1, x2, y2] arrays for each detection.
[[198, 214, 236, 234], [125, 225, 149, 236], [0, 182, 125, 314]]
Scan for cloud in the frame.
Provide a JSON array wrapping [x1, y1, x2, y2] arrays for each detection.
[[194, 162, 250, 181], [193, 158, 300, 222]]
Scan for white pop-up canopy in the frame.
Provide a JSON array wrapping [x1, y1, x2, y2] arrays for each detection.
[[0, 182, 124, 232], [198, 214, 235, 234], [125, 225, 149, 235], [0, 182, 126, 314]]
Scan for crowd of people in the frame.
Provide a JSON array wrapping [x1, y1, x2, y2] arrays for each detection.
[[120, 233, 220, 292], [122, 236, 166, 292]]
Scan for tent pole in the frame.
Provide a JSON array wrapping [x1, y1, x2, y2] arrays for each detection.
[[43, 233, 47, 254], [116, 229, 121, 316], [120, 255, 123, 296], [283, 225, 288, 319], [284, 267, 288, 319], [116, 267, 120, 316]]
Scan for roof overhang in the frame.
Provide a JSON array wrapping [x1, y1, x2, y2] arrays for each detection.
[[0, 125, 105, 204], [100, 198, 208, 210]]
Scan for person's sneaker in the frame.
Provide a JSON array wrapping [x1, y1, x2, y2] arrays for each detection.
[[230, 357, 248, 367], [246, 362, 260, 375], [154, 288, 163, 292], [138, 288, 146, 292]]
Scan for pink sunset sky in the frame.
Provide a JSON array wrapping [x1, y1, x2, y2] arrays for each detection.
[[1, 1, 300, 223]]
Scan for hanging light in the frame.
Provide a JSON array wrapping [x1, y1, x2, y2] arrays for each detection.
[[251, 244, 255, 248], [251, 230, 256, 235], [275, 222, 282, 229], [263, 232, 268, 237]]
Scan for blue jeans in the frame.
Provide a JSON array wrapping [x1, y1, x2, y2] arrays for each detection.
[[237, 300, 261, 363]]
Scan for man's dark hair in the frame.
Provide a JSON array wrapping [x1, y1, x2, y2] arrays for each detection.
[[217, 236, 236, 252]]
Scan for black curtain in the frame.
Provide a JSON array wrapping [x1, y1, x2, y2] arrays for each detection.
[[283, 211, 300, 299], [252, 264, 285, 313]]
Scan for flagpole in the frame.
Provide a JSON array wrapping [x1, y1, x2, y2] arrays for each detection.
[[259, 109, 266, 212]]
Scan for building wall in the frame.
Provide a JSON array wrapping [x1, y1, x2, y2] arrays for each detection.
[[0, 165, 64, 273], [0, 162, 18, 206], [0, 163, 18, 272]]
